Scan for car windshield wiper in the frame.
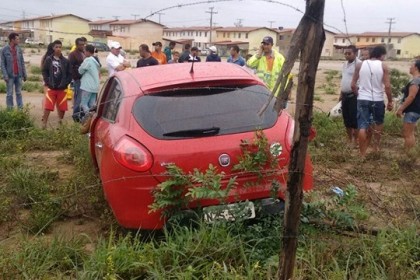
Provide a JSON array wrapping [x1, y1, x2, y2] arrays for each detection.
[[163, 127, 220, 137]]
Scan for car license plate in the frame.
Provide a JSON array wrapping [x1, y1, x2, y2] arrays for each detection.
[[203, 201, 256, 223]]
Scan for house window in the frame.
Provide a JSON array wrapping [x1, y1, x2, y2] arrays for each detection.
[[245, 33, 248, 39], [334, 38, 337, 43], [396, 49, 401, 55], [366, 38, 370, 42], [120, 27, 125, 32], [227, 33, 230, 38], [397, 38, 401, 43], [223, 32, 226, 38], [238, 33, 241, 39], [233, 33, 236, 38], [388, 38, 391, 43], [357, 37, 360, 42], [279, 35, 284, 40], [372, 38, 375, 43], [200, 32, 202, 36], [342, 38, 345, 43], [205, 32, 208, 37], [196, 31, 198, 36], [381, 37, 385, 43], [182, 32, 185, 36]]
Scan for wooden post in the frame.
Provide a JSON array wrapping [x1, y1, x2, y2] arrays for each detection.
[[277, 0, 325, 279]]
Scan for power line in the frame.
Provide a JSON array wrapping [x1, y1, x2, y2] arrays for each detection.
[[155, 12, 165, 24], [206, 7, 218, 44]]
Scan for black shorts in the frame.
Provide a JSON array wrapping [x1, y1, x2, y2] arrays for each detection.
[[341, 92, 358, 129]]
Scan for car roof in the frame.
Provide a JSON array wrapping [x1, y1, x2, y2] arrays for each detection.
[[116, 62, 262, 93]]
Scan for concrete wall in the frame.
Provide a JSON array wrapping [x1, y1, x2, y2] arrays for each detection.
[[110, 22, 163, 51], [39, 16, 91, 46]]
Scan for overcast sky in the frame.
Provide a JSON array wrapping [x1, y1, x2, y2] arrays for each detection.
[[0, 0, 417, 34]]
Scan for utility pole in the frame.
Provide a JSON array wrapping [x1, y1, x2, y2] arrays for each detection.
[[21, 10, 26, 19], [155, 12, 165, 24], [112, 16, 120, 20], [268, 20, 275, 28], [235, 18, 243, 27], [385, 17, 396, 55], [131, 14, 140, 20], [206, 7, 218, 44]]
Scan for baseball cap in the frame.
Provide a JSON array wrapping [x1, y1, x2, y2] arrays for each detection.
[[109, 41, 122, 49], [152, 41, 162, 47], [261, 36, 274, 45], [209, 46, 217, 52]]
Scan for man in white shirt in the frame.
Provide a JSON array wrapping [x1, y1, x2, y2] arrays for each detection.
[[106, 41, 130, 76], [351, 45, 393, 156], [340, 45, 360, 145]]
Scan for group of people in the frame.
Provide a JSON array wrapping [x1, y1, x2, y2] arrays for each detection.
[[2, 32, 418, 151], [340, 45, 420, 155], [105, 40, 249, 76], [0, 34, 101, 128], [39, 37, 101, 128]]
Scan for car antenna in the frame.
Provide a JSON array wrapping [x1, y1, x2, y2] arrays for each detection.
[[189, 56, 195, 74]]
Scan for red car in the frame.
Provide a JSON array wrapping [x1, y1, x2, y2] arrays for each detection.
[[90, 62, 313, 229]]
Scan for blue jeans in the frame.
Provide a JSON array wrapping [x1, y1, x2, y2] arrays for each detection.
[[403, 111, 420, 124], [80, 89, 97, 114], [357, 100, 385, 129], [6, 76, 23, 109], [72, 80, 83, 122]]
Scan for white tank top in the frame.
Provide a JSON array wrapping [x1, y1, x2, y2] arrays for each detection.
[[357, 60, 384, 101]]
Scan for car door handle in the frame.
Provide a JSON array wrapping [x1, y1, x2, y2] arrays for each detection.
[[95, 142, 103, 149]]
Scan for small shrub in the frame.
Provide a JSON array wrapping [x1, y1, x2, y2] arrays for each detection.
[[30, 65, 42, 75], [0, 106, 34, 138], [27, 75, 41, 82], [390, 68, 410, 98], [0, 82, 6, 93], [22, 81, 43, 92]]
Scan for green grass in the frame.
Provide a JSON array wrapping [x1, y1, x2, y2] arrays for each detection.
[[0, 107, 418, 278], [30, 65, 42, 75], [0, 82, 6, 93], [22, 81, 43, 93]]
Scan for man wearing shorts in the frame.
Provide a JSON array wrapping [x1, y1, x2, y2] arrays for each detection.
[[351, 46, 393, 156], [340, 45, 360, 146], [41, 40, 72, 129]]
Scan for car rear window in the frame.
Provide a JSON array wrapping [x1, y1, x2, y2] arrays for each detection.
[[132, 85, 277, 139]]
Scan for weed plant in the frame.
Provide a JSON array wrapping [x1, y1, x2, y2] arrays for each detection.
[[0, 82, 6, 93], [22, 81, 43, 93], [30, 65, 42, 75]]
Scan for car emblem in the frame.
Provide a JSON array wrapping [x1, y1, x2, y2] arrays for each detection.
[[270, 142, 283, 157], [218, 154, 230, 167]]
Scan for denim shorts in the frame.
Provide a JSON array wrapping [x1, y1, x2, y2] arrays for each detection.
[[357, 100, 385, 129], [403, 111, 420, 124]]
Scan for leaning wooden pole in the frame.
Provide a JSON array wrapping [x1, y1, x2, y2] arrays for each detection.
[[278, 0, 325, 279]]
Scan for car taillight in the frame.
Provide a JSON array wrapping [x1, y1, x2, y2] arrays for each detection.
[[113, 136, 153, 172]]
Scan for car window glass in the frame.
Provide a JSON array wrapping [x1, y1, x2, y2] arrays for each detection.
[[101, 79, 123, 122], [132, 85, 277, 139]]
